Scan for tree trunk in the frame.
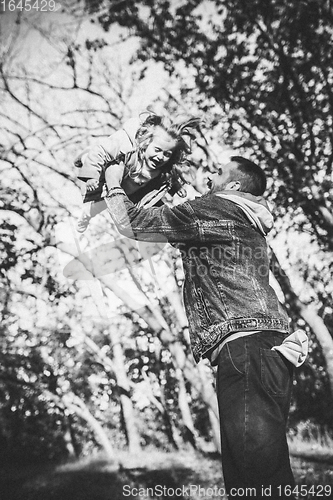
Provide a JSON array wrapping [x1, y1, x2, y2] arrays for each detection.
[[63, 416, 78, 458], [141, 370, 181, 449], [110, 327, 142, 454], [57, 242, 221, 450], [154, 258, 221, 451], [270, 250, 333, 395], [62, 393, 116, 461], [196, 361, 221, 452], [177, 370, 197, 448]]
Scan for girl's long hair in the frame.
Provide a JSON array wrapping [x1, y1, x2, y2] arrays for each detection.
[[126, 110, 201, 196]]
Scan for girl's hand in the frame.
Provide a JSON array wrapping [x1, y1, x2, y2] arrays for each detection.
[[86, 179, 100, 192]]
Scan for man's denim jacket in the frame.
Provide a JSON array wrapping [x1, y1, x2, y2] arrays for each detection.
[[105, 188, 289, 363]]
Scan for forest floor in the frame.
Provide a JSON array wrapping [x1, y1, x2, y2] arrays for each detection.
[[0, 444, 333, 500]]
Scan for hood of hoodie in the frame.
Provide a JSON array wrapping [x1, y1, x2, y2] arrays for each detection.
[[214, 190, 273, 236]]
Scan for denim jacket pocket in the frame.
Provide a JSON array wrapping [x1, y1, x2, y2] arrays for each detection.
[[260, 348, 291, 396], [201, 220, 238, 265]]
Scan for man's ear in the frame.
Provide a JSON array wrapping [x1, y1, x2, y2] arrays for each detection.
[[226, 180, 241, 191]]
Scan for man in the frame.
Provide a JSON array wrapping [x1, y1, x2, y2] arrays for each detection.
[[104, 156, 296, 499]]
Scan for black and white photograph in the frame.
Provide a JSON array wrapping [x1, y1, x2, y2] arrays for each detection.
[[1, 1, 333, 499]]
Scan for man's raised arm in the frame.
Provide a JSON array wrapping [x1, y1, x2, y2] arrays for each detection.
[[104, 163, 200, 243]]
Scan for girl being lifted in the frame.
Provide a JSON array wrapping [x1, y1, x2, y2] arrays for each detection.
[[75, 110, 200, 232]]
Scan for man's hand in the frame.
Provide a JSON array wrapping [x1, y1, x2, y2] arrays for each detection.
[[105, 161, 126, 189]]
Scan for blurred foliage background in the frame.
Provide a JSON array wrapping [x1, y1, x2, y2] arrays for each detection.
[[0, 0, 333, 466]]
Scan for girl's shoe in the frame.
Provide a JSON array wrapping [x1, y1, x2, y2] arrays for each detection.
[[76, 213, 91, 233]]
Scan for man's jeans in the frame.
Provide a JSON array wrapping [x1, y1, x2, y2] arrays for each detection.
[[216, 331, 295, 500]]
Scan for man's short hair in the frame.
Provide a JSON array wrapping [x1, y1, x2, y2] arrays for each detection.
[[230, 156, 267, 196]]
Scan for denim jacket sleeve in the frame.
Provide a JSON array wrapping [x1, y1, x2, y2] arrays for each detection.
[[105, 188, 200, 243]]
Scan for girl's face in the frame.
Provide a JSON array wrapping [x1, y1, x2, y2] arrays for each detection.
[[141, 127, 177, 179]]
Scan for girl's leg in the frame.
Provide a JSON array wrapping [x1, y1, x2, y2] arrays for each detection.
[[89, 199, 107, 217]]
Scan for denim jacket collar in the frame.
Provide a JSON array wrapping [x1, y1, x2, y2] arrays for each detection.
[[215, 190, 273, 236]]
